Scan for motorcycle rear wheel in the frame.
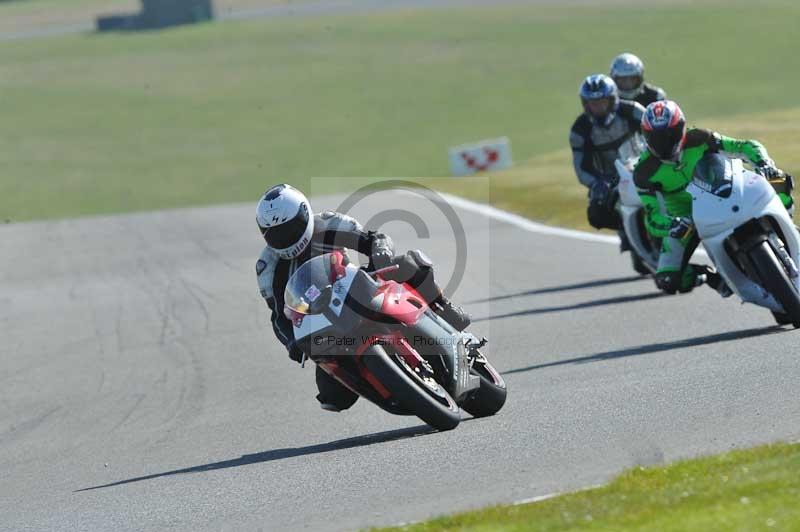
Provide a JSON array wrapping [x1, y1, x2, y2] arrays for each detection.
[[630, 251, 651, 276], [361, 344, 461, 431]]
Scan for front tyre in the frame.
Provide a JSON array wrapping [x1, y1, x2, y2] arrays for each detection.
[[771, 311, 794, 326], [361, 345, 461, 431], [460, 354, 507, 418], [749, 240, 800, 328]]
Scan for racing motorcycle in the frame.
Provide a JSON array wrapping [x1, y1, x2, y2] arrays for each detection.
[[283, 250, 507, 431], [615, 133, 660, 275], [690, 153, 800, 327]]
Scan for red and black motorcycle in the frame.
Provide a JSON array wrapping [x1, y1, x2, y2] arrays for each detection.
[[283, 250, 506, 431]]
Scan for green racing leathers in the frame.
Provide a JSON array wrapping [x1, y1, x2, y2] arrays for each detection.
[[633, 128, 794, 293]]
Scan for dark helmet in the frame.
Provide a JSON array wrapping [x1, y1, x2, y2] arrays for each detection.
[[579, 74, 620, 127], [641, 100, 687, 161]]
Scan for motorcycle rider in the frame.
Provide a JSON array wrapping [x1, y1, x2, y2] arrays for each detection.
[[609, 53, 667, 108], [569, 74, 647, 271], [634, 100, 794, 295], [255, 184, 471, 412]]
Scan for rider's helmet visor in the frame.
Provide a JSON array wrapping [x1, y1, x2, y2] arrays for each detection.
[[585, 97, 613, 119], [613, 75, 642, 92], [262, 204, 310, 250], [645, 126, 685, 161]]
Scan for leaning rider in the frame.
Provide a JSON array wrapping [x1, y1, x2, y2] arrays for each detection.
[[569, 74, 647, 270], [634, 99, 794, 295], [255, 184, 471, 412]]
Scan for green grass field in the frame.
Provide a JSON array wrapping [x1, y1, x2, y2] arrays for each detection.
[[434, 107, 800, 230], [1, 0, 799, 223], [374, 441, 800, 532]]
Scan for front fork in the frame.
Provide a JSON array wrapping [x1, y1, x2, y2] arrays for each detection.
[[727, 217, 799, 282], [403, 314, 483, 401]]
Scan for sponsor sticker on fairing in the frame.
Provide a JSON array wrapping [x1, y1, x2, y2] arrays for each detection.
[[304, 285, 322, 302]]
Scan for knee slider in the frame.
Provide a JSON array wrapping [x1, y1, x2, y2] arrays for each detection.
[[587, 204, 605, 229], [587, 203, 619, 230]]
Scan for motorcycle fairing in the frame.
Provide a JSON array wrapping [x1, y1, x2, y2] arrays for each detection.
[[691, 159, 774, 240], [616, 141, 659, 273], [690, 158, 800, 311], [375, 280, 429, 325], [292, 261, 361, 341], [404, 311, 480, 400]]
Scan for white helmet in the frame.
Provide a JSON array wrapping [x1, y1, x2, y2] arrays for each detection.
[[610, 53, 645, 99], [256, 184, 314, 259]]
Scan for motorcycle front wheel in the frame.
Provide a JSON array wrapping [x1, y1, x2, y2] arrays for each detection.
[[361, 344, 461, 431], [749, 240, 800, 328], [460, 353, 507, 418]]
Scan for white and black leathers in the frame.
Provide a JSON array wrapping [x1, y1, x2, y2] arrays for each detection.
[[256, 211, 394, 356]]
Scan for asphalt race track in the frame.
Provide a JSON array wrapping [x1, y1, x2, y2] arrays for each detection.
[[2, 191, 799, 531]]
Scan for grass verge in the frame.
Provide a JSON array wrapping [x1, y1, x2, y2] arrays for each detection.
[[432, 107, 800, 231], [374, 441, 800, 532], [1, 0, 799, 223]]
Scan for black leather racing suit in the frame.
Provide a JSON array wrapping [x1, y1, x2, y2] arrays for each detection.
[[631, 82, 667, 108], [568, 99, 645, 230], [256, 210, 443, 410]]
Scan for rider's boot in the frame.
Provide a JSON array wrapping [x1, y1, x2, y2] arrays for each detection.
[[432, 296, 471, 331], [316, 366, 358, 412]]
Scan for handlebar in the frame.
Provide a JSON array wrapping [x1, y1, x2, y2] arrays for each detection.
[[369, 264, 400, 278]]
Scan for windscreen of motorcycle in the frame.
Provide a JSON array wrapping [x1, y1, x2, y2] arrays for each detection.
[[284, 254, 333, 316], [617, 133, 646, 166], [692, 153, 733, 198]]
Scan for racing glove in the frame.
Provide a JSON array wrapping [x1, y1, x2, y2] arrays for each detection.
[[756, 159, 781, 180], [668, 217, 694, 240], [589, 179, 611, 204], [370, 248, 394, 270], [287, 339, 304, 364]]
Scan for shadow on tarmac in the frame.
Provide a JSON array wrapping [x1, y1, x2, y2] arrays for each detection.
[[474, 291, 663, 322], [467, 275, 647, 304], [76, 424, 436, 492], [502, 325, 786, 376]]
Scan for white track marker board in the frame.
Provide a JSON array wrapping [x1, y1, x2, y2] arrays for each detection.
[[448, 137, 512, 176]]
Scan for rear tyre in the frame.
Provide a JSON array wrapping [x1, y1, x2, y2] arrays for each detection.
[[771, 311, 794, 326], [361, 345, 461, 431], [749, 240, 800, 328], [460, 355, 507, 418], [631, 251, 651, 276]]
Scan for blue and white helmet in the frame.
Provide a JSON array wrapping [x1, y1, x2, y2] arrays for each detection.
[[579, 74, 619, 127], [256, 184, 314, 259], [610, 53, 645, 99]]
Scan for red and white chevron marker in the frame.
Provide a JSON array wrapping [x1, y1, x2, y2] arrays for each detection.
[[448, 137, 512, 176]]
